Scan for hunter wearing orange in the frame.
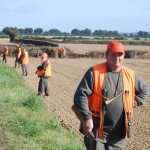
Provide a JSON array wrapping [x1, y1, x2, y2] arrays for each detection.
[[74, 41, 149, 150], [61, 47, 66, 58], [2, 46, 8, 63], [57, 48, 61, 58], [36, 52, 51, 96], [12, 44, 22, 68], [19, 49, 29, 76]]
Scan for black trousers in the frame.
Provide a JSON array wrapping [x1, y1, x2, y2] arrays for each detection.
[[3, 55, 7, 63], [15, 57, 20, 68]]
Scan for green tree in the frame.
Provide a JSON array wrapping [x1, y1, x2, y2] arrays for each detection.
[[62, 32, 70, 36], [34, 28, 43, 35], [43, 31, 49, 35], [48, 29, 62, 35], [71, 29, 80, 36], [19, 28, 24, 35], [24, 28, 33, 35], [80, 28, 91, 36], [130, 33, 133, 38], [3, 27, 20, 42], [137, 31, 149, 38]]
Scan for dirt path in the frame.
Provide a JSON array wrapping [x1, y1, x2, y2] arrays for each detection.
[[7, 57, 150, 150]]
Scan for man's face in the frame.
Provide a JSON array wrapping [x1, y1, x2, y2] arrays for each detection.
[[106, 51, 125, 71], [41, 56, 47, 62]]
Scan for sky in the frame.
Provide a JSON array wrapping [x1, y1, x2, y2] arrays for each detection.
[[0, 0, 150, 33]]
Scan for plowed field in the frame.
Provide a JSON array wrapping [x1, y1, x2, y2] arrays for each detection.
[[6, 56, 150, 150]]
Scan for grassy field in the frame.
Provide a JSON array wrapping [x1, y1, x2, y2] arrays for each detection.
[[0, 62, 84, 150]]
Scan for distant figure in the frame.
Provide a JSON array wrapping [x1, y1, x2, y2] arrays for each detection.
[[36, 49, 39, 58], [57, 48, 61, 58], [36, 53, 51, 96], [19, 49, 29, 76], [12, 44, 22, 68], [61, 47, 66, 58], [54, 49, 58, 58], [2, 46, 9, 63]]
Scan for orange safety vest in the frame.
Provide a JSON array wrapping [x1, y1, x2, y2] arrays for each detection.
[[22, 51, 28, 64], [15, 48, 21, 58], [3, 48, 8, 55], [58, 49, 61, 54], [61, 48, 66, 55], [88, 62, 135, 139], [38, 60, 51, 77]]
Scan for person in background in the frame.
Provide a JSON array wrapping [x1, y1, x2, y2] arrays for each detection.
[[19, 48, 29, 76], [61, 47, 66, 58], [36, 52, 51, 96], [58, 48, 61, 58], [12, 44, 21, 68], [2, 46, 9, 63], [74, 41, 149, 150]]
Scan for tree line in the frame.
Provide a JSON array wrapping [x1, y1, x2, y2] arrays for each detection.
[[1, 27, 150, 42]]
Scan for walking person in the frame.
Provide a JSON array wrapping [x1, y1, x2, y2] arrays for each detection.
[[36, 52, 51, 96], [2, 46, 9, 63], [74, 41, 149, 150], [58, 48, 61, 58], [61, 47, 66, 58], [19, 48, 29, 76], [12, 44, 21, 68]]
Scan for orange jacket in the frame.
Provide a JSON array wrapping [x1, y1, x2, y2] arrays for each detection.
[[88, 63, 135, 138], [21, 51, 28, 64], [3, 48, 8, 55], [61, 48, 66, 55], [38, 60, 51, 77], [15, 48, 21, 58], [58, 49, 61, 54]]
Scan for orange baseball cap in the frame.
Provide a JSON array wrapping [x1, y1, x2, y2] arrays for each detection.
[[41, 52, 48, 58], [107, 41, 124, 53], [16, 44, 19, 47]]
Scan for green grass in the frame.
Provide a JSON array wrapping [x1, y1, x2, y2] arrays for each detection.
[[0, 62, 84, 150]]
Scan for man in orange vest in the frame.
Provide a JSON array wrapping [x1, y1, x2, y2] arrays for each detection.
[[57, 48, 61, 58], [2, 46, 9, 63], [19, 49, 29, 76], [12, 44, 21, 68], [36, 52, 51, 96], [61, 47, 66, 58], [74, 41, 149, 150]]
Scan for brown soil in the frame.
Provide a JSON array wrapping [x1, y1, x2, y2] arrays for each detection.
[[6, 56, 150, 150], [59, 43, 150, 54]]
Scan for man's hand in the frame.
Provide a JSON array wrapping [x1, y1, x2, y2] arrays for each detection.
[[83, 119, 93, 135]]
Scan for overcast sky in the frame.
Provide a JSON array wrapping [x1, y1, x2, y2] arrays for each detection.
[[0, 0, 150, 33]]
